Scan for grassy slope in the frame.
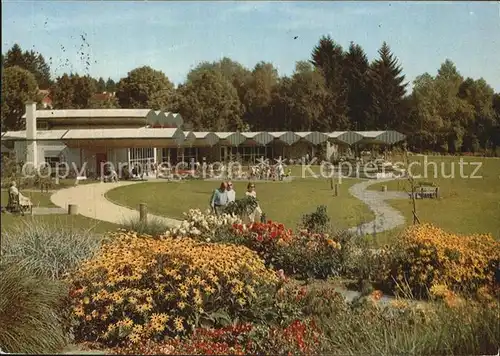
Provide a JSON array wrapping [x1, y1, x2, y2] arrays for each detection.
[[105, 178, 374, 230], [369, 156, 500, 238]]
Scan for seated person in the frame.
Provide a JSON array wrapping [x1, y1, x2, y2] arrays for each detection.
[[8, 181, 32, 209]]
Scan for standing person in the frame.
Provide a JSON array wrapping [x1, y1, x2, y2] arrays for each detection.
[[226, 181, 236, 203], [210, 182, 228, 215], [244, 182, 262, 223]]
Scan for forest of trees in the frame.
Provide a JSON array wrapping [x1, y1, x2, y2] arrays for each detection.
[[1, 38, 499, 154]]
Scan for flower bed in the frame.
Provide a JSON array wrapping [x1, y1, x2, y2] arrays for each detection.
[[381, 224, 500, 298], [165, 209, 242, 239], [68, 231, 278, 345], [231, 222, 344, 279], [112, 319, 322, 355]]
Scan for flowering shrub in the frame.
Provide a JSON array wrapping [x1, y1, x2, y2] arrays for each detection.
[[165, 209, 242, 239], [112, 320, 322, 355], [232, 222, 343, 279], [384, 224, 500, 298], [68, 231, 278, 345]]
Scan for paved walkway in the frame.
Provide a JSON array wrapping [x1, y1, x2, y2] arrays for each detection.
[[348, 178, 407, 236], [50, 178, 406, 235], [50, 182, 181, 227]]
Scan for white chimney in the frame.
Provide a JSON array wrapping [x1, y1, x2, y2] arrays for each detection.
[[25, 101, 38, 168]]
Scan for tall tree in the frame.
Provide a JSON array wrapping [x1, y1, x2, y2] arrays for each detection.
[[4, 45, 52, 89], [311, 35, 349, 130], [105, 78, 117, 92], [186, 57, 251, 107], [51, 74, 76, 109], [96, 77, 107, 92], [176, 69, 244, 131], [311, 36, 344, 90], [1, 66, 40, 130], [367, 42, 408, 130], [71, 75, 97, 109], [458, 77, 495, 151], [4, 44, 24, 68], [344, 42, 371, 130], [243, 62, 279, 130], [116, 66, 174, 109], [22, 50, 52, 89], [272, 61, 330, 131]]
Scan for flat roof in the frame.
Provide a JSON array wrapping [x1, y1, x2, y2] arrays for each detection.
[[1, 128, 406, 145]]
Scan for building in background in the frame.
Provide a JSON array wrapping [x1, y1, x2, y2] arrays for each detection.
[[1, 102, 406, 177]]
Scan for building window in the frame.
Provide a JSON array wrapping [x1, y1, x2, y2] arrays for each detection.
[[183, 147, 198, 163], [44, 156, 60, 168], [129, 148, 155, 168]]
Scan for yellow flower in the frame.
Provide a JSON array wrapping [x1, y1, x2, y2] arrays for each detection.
[[174, 317, 184, 332], [177, 301, 186, 310], [122, 318, 133, 328], [128, 332, 141, 343]]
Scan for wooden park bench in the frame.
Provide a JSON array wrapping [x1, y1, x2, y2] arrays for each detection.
[[6, 191, 33, 215]]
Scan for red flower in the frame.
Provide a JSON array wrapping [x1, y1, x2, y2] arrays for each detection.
[[256, 235, 263, 242]]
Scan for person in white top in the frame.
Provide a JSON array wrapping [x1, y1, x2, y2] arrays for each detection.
[[226, 181, 236, 203], [245, 182, 262, 223], [8, 181, 32, 208]]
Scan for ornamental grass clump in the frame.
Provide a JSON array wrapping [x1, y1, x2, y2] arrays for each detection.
[[120, 216, 170, 237], [68, 231, 279, 346], [0, 262, 70, 354], [1, 219, 106, 280], [387, 224, 500, 298]]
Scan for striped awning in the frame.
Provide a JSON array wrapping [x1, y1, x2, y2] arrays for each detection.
[[241, 132, 274, 145], [355, 131, 406, 145], [214, 132, 246, 146], [296, 132, 329, 145], [269, 131, 301, 145], [190, 132, 220, 147], [328, 131, 364, 145]]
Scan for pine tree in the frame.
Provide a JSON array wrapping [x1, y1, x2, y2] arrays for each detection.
[[311, 35, 349, 130], [96, 77, 107, 92], [368, 42, 408, 130], [344, 42, 371, 130]]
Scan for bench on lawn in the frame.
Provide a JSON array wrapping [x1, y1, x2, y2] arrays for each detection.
[[6, 191, 32, 215], [409, 186, 439, 199]]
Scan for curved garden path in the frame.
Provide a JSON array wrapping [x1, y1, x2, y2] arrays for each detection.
[[347, 178, 407, 236], [50, 181, 181, 227], [50, 178, 406, 235]]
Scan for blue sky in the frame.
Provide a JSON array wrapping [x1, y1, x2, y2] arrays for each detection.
[[2, 1, 500, 91]]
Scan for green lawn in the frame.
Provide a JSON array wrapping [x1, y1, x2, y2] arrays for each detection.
[[1, 190, 57, 207], [369, 155, 500, 239], [1, 214, 120, 234], [106, 178, 374, 230]]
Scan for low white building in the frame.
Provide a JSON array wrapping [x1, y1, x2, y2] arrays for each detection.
[[1, 102, 407, 177]]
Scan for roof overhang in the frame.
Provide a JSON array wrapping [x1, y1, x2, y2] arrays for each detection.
[[356, 131, 406, 145], [296, 132, 329, 145], [269, 131, 301, 145], [328, 131, 364, 145], [61, 128, 185, 146], [214, 132, 246, 146], [241, 132, 274, 145], [189, 132, 219, 147]]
